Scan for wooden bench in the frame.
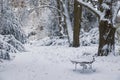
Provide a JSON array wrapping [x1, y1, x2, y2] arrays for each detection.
[[70, 56, 95, 71]]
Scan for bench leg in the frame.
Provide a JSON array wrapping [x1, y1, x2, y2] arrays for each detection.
[[80, 64, 87, 72], [89, 64, 92, 69], [74, 63, 77, 71], [75, 63, 77, 70]]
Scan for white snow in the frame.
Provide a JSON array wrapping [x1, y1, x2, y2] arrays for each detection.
[[1, 1, 120, 79], [0, 42, 120, 80], [118, 11, 120, 16], [102, 3, 110, 9]]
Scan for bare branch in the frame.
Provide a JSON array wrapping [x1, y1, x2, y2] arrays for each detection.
[[27, 5, 66, 17]]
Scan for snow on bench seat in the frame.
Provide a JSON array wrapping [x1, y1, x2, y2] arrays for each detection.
[[70, 55, 95, 72]]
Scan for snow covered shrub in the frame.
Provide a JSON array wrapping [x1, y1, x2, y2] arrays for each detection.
[[28, 31, 37, 38], [32, 37, 54, 46], [80, 28, 99, 46], [0, 0, 27, 60], [50, 37, 69, 46], [0, 39, 17, 53], [0, 49, 10, 60], [32, 37, 69, 46], [3, 35, 25, 52], [0, 34, 26, 60]]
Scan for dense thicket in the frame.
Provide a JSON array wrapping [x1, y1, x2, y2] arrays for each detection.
[[0, 0, 26, 60]]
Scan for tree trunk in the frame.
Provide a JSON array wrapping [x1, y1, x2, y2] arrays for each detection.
[[57, 0, 62, 37], [73, 0, 82, 47], [62, 0, 73, 46], [97, 0, 116, 56], [98, 20, 116, 56], [0, 0, 4, 13]]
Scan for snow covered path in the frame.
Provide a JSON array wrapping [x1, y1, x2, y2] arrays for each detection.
[[0, 44, 120, 80]]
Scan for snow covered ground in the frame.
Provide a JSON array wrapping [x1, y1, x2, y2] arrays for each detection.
[[0, 43, 120, 80]]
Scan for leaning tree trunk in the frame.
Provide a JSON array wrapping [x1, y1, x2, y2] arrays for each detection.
[[98, 20, 116, 56], [62, 0, 73, 46], [97, 0, 116, 56]]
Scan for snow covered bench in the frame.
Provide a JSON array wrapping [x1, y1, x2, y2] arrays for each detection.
[[70, 55, 95, 72]]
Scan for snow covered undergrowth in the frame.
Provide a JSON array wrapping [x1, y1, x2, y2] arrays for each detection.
[[0, 43, 120, 80], [0, 34, 25, 60]]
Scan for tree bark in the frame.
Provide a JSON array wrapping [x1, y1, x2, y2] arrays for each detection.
[[57, 0, 62, 37], [98, 20, 116, 56], [62, 0, 73, 46], [97, 0, 116, 56], [73, 0, 82, 47]]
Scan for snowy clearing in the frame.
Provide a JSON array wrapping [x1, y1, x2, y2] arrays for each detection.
[[0, 44, 120, 80]]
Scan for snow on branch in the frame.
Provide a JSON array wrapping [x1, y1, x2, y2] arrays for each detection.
[[77, 0, 104, 20], [77, 0, 120, 23], [27, 5, 65, 17], [77, 0, 103, 19], [112, 2, 120, 27]]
